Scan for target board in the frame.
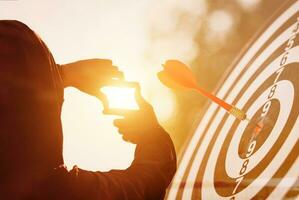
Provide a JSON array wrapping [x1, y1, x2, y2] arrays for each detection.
[[166, 1, 299, 199]]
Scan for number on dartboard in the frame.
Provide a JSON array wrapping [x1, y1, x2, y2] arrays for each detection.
[[246, 140, 256, 158], [232, 176, 244, 195], [274, 68, 284, 83], [268, 84, 277, 99], [261, 101, 271, 117], [239, 159, 249, 176]]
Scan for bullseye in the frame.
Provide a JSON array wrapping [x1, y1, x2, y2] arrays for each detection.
[[225, 80, 294, 179]]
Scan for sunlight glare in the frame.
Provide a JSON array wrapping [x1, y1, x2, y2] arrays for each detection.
[[62, 88, 135, 171], [150, 88, 176, 122], [237, 0, 261, 11], [101, 86, 139, 110], [208, 10, 233, 35]]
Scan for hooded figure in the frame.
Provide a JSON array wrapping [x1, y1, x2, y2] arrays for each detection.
[[0, 20, 64, 197], [0, 20, 176, 200]]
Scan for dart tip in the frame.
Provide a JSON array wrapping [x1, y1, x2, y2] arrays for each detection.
[[245, 118, 264, 134], [255, 120, 264, 131]]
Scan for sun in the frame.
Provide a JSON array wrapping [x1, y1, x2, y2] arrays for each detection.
[[101, 86, 139, 110]]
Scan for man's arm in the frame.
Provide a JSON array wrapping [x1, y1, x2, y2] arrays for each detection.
[[55, 60, 176, 199], [70, 86, 176, 199], [71, 126, 176, 200]]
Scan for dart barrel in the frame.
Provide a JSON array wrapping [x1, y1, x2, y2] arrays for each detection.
[[228, 106, 247, 121]]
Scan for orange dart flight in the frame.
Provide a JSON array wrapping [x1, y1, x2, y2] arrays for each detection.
[[157, 60, 248, 121]]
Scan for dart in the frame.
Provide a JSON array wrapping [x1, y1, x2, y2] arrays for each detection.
[[157, 60, 249, 121]]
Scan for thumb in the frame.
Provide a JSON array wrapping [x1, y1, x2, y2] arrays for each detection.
[[135, 83, 149, 108], [95, 91, 109, 108]]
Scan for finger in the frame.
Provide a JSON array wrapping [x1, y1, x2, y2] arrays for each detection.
[[99, 65, 118, 71], [95, 91, 109, 107], [117, 117, 141, 129], [113, 119, 123, 127], [92, 65, 119, 75], [99, 78, 127, 88], [99, 69, 124, 80], [109, 70, 124, 79], [134, 83, 150, 108], [91, 59, 113, 66], [79, 59, 113, 68], [114, 120, 140, 135], [110, 109, 137, 116], [122, 132, 141, 144], [113, 118, 128, 128]]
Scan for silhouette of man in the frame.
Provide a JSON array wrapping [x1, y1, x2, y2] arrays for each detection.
[[0, 20, 176, 200]]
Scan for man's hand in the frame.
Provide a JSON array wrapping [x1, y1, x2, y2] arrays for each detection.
[[113, 85, 161, 144], [61, 59, 123, 101]]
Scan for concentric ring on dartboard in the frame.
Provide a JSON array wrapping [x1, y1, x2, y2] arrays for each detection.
[[213, 79, 295, 197], [237, 100, 279, 159], [201, 66, 299, 199], [166, 1, 299, 200], [225, 81, 294, 179]]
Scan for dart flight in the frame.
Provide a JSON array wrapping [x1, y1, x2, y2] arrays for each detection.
[[157, 59, 248, 121]]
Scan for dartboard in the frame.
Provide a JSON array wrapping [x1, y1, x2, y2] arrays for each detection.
[[166, 0, 299, 199]]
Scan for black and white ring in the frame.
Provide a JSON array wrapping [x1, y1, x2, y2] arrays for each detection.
[[167, 1, 299, 199]]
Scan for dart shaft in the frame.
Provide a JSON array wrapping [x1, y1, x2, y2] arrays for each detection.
[[195, 87, 232, 110], [195, 87, 247, 121]]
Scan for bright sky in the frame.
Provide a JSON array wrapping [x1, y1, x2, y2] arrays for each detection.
[[0, 0, 205, 171]]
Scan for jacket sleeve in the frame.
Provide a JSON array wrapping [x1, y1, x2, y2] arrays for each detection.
[[69, 126, 177, 200]]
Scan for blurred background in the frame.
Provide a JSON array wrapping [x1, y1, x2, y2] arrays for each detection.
[[0, 0, 285, 171]]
